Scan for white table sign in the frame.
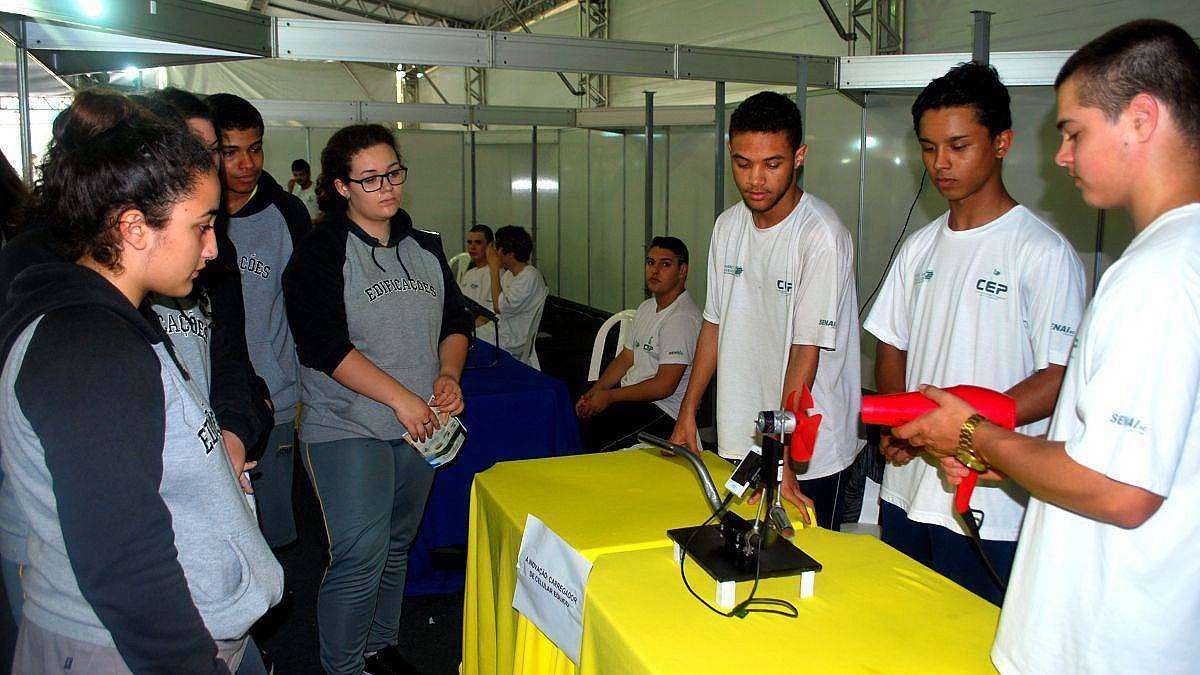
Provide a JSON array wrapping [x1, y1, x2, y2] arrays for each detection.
[[512, 514, 593, 664]]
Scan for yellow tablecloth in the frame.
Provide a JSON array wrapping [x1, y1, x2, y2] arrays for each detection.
[[580, 530, 1000, 674], [461, 447, 1000, 675], [462, 447, 753, 675]]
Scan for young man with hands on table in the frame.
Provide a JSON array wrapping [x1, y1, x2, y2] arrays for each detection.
[[863, 62, 1086, 604], [669, 92, 862, 530], [576, 236, 702, 451], [892, 20, 1200, 674]]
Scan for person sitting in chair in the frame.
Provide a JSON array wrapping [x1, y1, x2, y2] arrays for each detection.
[[479, 225, 548, 368], [576, 236, 702, 452]]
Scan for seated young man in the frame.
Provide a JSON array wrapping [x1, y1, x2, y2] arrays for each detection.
[[459, 223, 494, 307], [479, 225, 548, 368], [576, 237, 702, 452]]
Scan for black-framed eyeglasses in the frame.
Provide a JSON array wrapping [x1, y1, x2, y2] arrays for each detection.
[[345, 166, 408, 192]]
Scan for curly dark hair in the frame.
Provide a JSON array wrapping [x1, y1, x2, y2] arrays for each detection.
[[0, 150, 28, 239], [912, 62, 1012, 137], [729, 91, 804, 150], [36, 89, 214, 271], [317, 123, 402, 216]]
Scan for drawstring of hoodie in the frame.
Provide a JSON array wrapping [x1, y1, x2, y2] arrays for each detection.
[[369, 245, 414, 281]]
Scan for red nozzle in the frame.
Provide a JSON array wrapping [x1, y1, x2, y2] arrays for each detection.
[[955, 471, 979, 515], [861, 384, 1017, 430], [785, 386, 822, 464]]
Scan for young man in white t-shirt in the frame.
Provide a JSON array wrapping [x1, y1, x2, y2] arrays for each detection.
[[484, 225, 548, 368], [287, 158, 320, 220], [576, 236, 702, 451], [895, 20, 1200, 674], [459, 224, 494, 307], [863, 63, 1086, 604], [670, 91, 861, 530]]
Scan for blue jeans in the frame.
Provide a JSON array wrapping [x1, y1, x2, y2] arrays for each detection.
[[303, 437, 435, 675], [879, 502, 1016, 605], [254, 422, 298, 548]]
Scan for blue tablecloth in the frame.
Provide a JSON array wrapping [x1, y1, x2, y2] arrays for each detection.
[[405, 340, 582, 596]]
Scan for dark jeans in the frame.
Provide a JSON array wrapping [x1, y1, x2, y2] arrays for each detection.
[[578, 400, 677, 453], [880, 501, 1016, 605], [303, 436, 436, 674]]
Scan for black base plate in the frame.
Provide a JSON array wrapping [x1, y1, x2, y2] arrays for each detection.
[[667, 515, 822, 583]]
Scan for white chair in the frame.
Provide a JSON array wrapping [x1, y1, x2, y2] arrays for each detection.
[[449, 251, 471, 284], [587, 309, 637, 381], [524, 298, 547, 370]]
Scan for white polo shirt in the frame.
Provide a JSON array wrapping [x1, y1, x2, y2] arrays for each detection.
[[992, 203, 1200, 674], [459, 264, 492, 308], [704, 192, 861, 480], [864, 205, 1086, 540], [621, 290, 702, 420], [495, 265, 547, 366]]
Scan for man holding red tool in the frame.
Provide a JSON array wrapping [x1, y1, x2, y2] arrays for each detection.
[[894, 20, 1200, 674], [863, 62, 1086, 604]]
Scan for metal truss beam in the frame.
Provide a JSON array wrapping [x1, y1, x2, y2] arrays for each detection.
[[577, 0, 607, 108], [850, 0, 904, 56], [474, 0, 565, 32], [279, 0, 471, 27]]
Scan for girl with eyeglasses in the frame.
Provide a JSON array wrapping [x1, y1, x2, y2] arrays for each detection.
[[282, 123, 470, 675]]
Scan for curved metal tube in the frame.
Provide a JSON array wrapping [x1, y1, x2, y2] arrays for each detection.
[[637, 432, 724, 514]]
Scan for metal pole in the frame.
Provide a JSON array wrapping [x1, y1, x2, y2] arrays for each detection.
[[856, 100, 868, 292], [644, 91, 654, 263], [469, 128, 478, 228], [1093, 209, 1106, 293], [16, 21, 33, 185], [531, 125, 538, 265], [972, 10, 994, 65], [796, 57, 809, 188], [714, 81, 725, 223]]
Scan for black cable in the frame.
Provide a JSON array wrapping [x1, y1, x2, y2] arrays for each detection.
[[959, 507, 1007, 592], [678, 492, 798, 619], [859, 169, 928, 317]]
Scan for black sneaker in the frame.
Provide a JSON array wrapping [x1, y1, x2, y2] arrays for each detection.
[[363, 645, 421, 675]]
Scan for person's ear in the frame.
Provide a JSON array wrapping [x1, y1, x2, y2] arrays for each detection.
[[794, 143, 808, 169], [115, 207, 152, 252], [1126, 93, 1160, 143], [994, 129, 1014, 158], [334, 178, 350, 199]]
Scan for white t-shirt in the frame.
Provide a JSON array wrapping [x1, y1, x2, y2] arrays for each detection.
[[992, 203, 1200, 674], [704, 192, 861, 479], [496, 265, 548, 366], [294, 182, 319, 220], [620, 291, 703, 420], [864, 205, 1086, 540], [459, 264, 493, 308]]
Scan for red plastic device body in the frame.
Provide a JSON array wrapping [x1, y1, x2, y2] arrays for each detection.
[[860, 385, 1017, 514], [785, 386, 822, 464]]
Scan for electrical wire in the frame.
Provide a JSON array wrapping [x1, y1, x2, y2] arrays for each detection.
[[859, 169, 928, 317], [959, 507, 1007, 592], [679, 492, 798, 619]]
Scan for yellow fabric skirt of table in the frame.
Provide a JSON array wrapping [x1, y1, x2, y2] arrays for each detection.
[[461, 447, 999, 675]]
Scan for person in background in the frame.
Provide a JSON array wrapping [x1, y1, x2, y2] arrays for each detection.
[[576, 236, 702, 451], [458, 223, 494, 306], [0, 151, 27, 245], [209, 92, 311, 550], [481, 225, 548, 368], [0, 88, 281, 674], [893, 19, 1200, 673], [288, 158, 320, 220], [863, 63, 1085, 604], [669, 91, 861, 530], [283, 123, 470, 675]]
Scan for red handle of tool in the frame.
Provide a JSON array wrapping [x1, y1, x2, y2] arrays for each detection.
[[954, 470, 979, 515], [861, 384, 1017, 430]]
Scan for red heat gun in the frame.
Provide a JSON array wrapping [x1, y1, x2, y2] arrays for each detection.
[[860, 385, 1016, 515]]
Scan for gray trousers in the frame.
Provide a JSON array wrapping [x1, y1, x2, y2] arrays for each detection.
[[253, 421, 297, 548], [303, 437, 435, 675]]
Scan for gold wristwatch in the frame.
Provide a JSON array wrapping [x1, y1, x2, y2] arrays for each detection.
[[955, 413, 989, 471]]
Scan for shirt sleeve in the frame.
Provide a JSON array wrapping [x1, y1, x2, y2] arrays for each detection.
[[656, 310, 701, 366], [789, 227, 843, 349], [498, 270, 538, 315], [863, 238, 913, 351], [15, 309, 225, 674], [702, 227, 724, 324], [282, 226, 352, 376], [1021, 236, 1087, 369], [1063, 268, 1200, 496]]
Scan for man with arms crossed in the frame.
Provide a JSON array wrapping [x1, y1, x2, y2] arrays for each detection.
[[895, 20, 1200, 673], [864, 62, 1085, 604]]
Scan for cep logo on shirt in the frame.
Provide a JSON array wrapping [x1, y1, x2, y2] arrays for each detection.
[[776, 280, 793, 294], [916, 269, 934, 285], [634, 338, 655, 353], [239, 253, 272, 279], [1109, 413, 1148, 435], [975, 278, 1009, 298], [723, 264, 744, 277]]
